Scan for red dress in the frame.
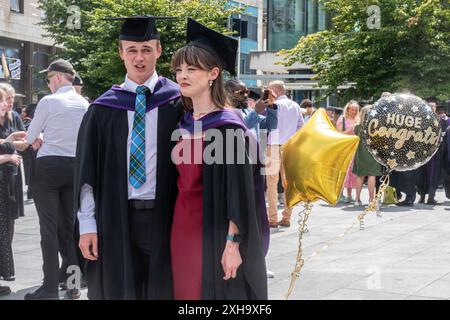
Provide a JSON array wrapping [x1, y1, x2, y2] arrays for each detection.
[[171, 138, 204, 300]]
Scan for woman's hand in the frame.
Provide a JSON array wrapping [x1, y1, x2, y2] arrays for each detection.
[[13, 141, 30, 152], [5, 131, 26, 143], [7, 154, 21, 166], [221, 241, 242, 280]]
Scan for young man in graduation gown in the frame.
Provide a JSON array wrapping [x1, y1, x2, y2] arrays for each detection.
[[75, 16, 183, 300]]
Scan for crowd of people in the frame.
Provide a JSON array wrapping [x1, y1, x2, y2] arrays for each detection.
[[0, 15, 449, 300]]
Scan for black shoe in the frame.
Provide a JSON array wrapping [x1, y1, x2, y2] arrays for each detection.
[[396, 201, 414, 207], [81, 277, 87, 289], [59, 282, 67, 291], [0, 276, 15, 282], [418, 195, 425, 204], [0, 285, 11, 297], [60, 276, 87, 290], [426, 199, 440, 205], [24, 287, 58, 300], [64, 289, 81, 300]]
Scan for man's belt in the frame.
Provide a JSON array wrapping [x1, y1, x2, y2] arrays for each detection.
[[128, 199, 155, 210]]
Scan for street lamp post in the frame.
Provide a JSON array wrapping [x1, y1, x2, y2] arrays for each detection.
[[237, 1, 241, 80]]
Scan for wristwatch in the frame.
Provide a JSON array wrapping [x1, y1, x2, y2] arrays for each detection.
[[226, 234, 242, 243]]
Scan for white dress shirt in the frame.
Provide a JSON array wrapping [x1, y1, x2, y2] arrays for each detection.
[[268, 95, 304, 145], [26, 85, 89, 157], [78, 73, 159, 235]]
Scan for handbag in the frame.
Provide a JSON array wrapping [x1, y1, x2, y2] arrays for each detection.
[[382, 185, 398, 204]]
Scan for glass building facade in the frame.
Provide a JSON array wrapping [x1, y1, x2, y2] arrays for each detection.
[[228, 1, 259, 87], [267, 0, 329, 51]]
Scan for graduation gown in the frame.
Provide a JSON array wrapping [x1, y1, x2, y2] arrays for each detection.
[[178, 110, 268, 300], [444, 126, 450, 199], [416, 118, 448, 196], [74, 77, 183, 300]]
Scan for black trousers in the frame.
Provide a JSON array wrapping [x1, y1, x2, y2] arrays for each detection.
[[34, 156, 79, 293], [129, 208, 153, 300]]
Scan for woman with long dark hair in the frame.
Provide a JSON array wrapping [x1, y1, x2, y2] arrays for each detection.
[[169, 18, 268, 300]]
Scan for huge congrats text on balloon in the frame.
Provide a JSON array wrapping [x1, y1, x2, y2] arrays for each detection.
[[362, 93, 442, 172]]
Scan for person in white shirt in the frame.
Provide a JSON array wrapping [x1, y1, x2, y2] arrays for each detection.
[[266, 80, 304, 228], [23, 59, 89, 300]]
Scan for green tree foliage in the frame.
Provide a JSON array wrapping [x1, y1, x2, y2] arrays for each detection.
[[280, 0, 450, 102], [38, 0, 241, 98]]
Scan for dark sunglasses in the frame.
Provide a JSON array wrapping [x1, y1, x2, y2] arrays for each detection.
[[46, 73, 57, 84], [233, 89, 249, 95]]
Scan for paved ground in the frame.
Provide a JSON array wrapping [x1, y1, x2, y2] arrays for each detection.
[[267, 189, 450, 300], [1, 187, 449, 300]]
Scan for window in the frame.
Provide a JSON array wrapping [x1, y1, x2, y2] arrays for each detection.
[[239, 53, 256, 75], [268, 0, 329, 50], [231, 15, 257, 41], [10, 0, 24, 13], [33, 51, 50, 92], [246, 16, 258, 42]]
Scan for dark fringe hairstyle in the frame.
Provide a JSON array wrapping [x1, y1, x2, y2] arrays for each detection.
[[171, 45, 228, 111]]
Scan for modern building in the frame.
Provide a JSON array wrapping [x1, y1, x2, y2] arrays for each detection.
[[247, 0, 352, 107], [228, 0, 263, 89], [0, 0, 55, 105]]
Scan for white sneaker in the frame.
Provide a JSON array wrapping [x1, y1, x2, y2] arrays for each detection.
[[266, 269, 275, 278], [354, 200, 363, 207]]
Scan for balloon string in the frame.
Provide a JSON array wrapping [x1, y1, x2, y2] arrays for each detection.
[[358, 174, 390, 230], [285, 175, 389, 298], [285, 201, 313, 300]]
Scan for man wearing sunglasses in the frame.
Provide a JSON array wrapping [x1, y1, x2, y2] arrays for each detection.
[[23, 59, 89, 300]]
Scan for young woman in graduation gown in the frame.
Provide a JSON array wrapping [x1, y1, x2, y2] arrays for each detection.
[[169, 18, 268, 300]]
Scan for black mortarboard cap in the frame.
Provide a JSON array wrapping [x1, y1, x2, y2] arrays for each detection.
[[103, 15, 175, 41], [186, 18, 238, 75]]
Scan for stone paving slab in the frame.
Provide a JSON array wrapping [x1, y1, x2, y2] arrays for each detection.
[[0, 188, 448, 300]]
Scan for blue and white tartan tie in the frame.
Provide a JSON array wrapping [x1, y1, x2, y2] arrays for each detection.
[[129, 85, 149, 189]]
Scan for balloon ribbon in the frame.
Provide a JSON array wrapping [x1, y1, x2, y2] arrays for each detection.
[[285, 201, 313, 300], [358, 174, 390, 230]]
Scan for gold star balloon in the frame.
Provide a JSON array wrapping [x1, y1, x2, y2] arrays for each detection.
[[282, 108, 360, 208]]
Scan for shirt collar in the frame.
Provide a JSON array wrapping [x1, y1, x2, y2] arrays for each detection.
[[55, 85, 76, 94], [276, 95, 288, 101], [122, 72, 159, 94]]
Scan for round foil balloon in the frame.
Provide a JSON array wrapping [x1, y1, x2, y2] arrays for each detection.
[[362, 93, 442, 171]]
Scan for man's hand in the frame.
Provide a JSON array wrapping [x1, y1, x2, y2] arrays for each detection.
[[254, 99, 266, 113], [255, 89, 278, 114], [79, 233, 98, 261], [221, 241, 242, 280], [31, 137, 43, 150], [268, 89, 277, 105]]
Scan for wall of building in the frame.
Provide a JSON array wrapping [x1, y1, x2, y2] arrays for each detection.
[[0, 0, 53, 46], [228, 0, 262, 88], [1, 0, 55, 103]]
